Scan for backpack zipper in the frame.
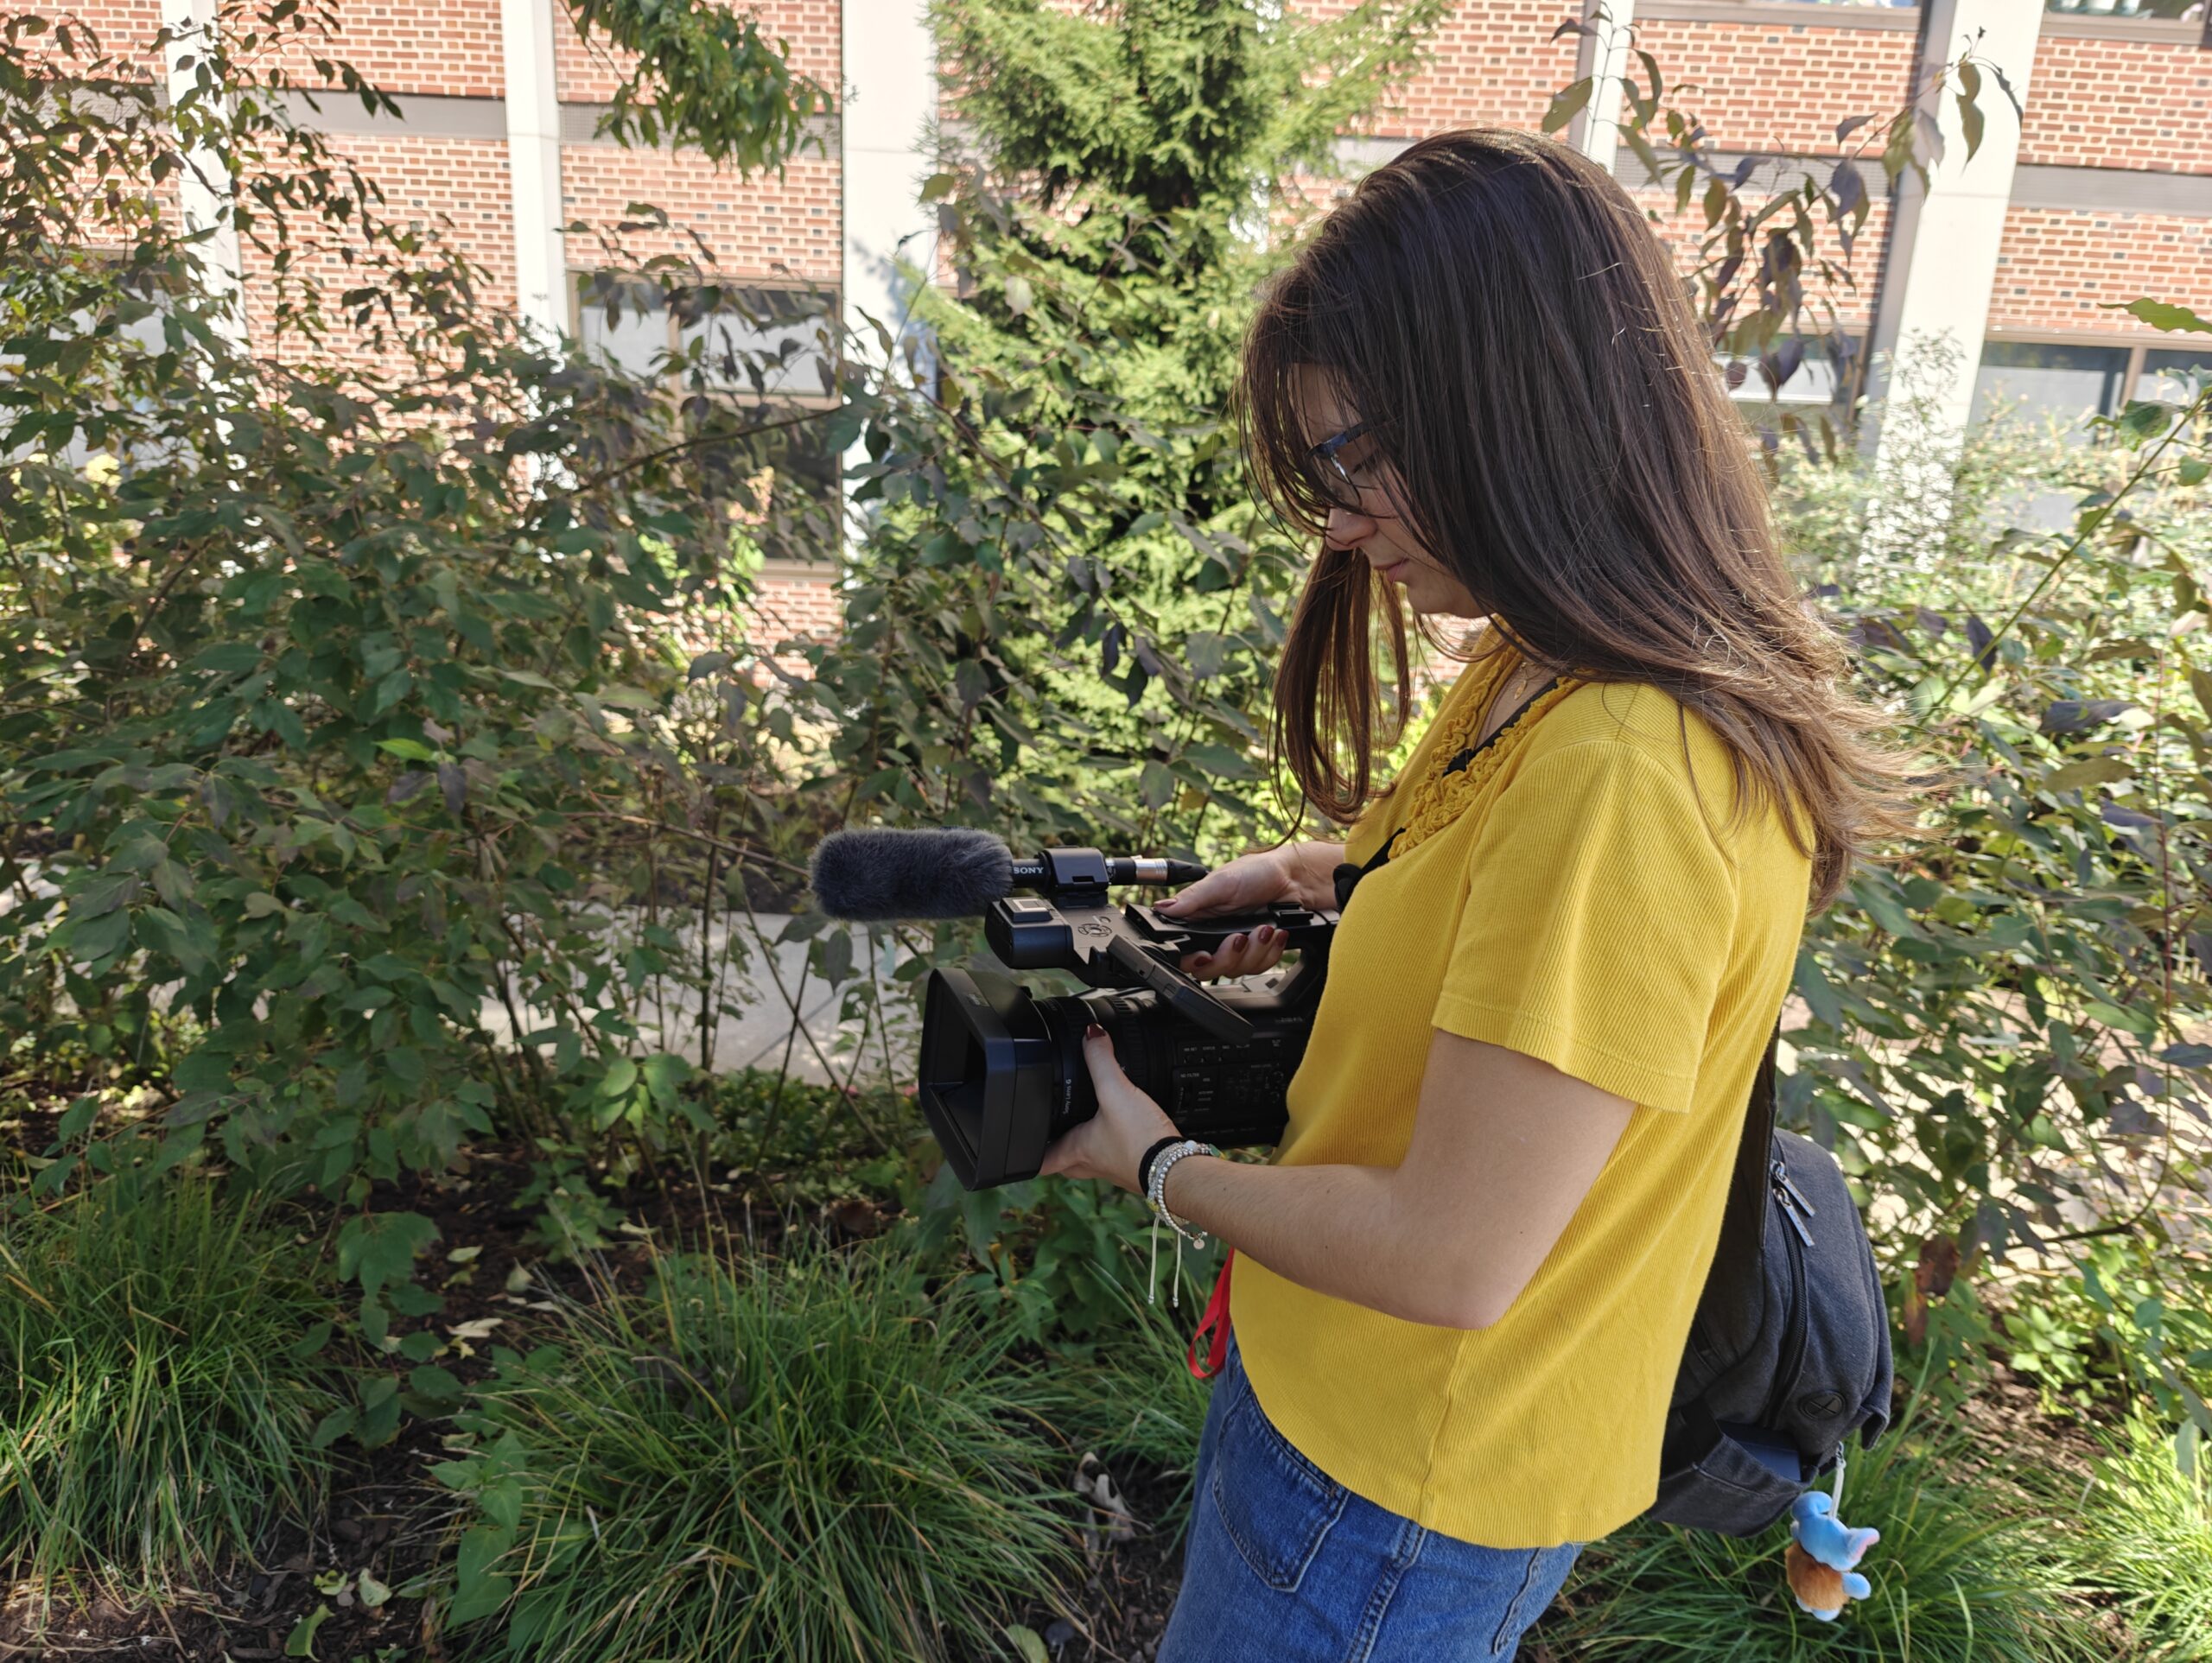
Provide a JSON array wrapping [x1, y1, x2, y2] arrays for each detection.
[[1760, 1156, 1815, 1432], [1772, 1156, 1815, 1247]]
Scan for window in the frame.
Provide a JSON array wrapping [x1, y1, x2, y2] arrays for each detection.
[[2142, 347, 2212, 404], [1722, 344, 1855, 408], [574, 275, 842, 565], [575, 276, 837, 400], [1971, 340, 2128, 441], [1720, 337, 1860, 442], [2044, 0, 2202, 18]]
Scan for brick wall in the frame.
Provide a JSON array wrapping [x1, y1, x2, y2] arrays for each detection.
[[2020, 32, 2212, 175], [1351, 0, 1582, 136], [230, 135, 517, 376], [552, 0, 841, 103], [558, 146, 842, 283], [257, 0, 505, 97], [1987, 207, 2212, 334], [67, 0, 163, 75], [1630, 16, 1918, 155], [751, 566, 842, 647]]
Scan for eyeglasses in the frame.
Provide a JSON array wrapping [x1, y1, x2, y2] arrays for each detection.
[[1308, 421, 1376, 512]]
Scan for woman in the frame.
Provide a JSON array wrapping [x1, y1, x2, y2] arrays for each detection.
[[1039, 130, 1904, 1660]]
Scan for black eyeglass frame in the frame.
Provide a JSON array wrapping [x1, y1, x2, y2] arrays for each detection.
[[1309, 420, 1376, 511]]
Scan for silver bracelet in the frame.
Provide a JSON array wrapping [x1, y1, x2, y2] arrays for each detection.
[[1141, 1138, 1217, 1309], [1146, 1139, 1216, 1247]]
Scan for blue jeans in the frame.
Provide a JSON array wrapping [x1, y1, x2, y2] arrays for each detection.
[[1159, 1344, 1580, 1663]]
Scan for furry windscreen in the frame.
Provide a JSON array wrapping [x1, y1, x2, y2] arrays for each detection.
[[808, 828, 1014, 920]]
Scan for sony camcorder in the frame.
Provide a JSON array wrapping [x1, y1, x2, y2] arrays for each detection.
[[810, 829, 1336, 1189]]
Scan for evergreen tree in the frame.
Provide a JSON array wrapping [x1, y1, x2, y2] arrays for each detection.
[[905, 0, 1445, 852]]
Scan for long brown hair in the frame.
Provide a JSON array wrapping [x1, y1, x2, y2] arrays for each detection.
[[1239, 127, 1906, 908]]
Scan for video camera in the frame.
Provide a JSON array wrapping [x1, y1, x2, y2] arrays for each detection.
[[810, 829, 1335, 1189]]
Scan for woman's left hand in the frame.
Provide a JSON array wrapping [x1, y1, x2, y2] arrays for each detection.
[[1038, 1025, 1179, 1190]]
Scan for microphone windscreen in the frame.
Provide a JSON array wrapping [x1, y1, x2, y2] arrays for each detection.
[[809, 828, 1014, 920]]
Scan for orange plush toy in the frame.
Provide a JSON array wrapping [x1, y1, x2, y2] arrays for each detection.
[[1784, 1491, 1878, 1620]]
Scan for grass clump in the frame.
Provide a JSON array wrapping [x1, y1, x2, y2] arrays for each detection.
[[1540, 1412, 2088, 1661], [2051, 1411, 2212, 1660], [433, 1240, 1081, 1662], [0, 1178, 341, 1603]]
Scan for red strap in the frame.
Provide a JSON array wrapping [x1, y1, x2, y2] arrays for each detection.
[[1188, 1250, 1235, 1380]]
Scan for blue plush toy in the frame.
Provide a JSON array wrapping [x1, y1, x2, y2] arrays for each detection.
[[1784, 1490, 1878, 1620]]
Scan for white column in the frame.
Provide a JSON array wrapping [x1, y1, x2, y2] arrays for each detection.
[[841, 0, 937, 362], [1868, 0, 2042, 460], [501, 0, 568, 341], [840, 0, 938, 553], [161, 0, 247, 352], [1566, 0, 1636, 179]]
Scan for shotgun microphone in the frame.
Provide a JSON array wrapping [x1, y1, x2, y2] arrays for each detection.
[[808, 828, 1209, 921]]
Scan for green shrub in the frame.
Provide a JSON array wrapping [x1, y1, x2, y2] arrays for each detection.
[[431, 1241, 1080, 1662], [0, 1179, 342, 1602], [1541, 1415, 2088, 1661], [1996, 1236, 2212, 1423], [2053, 1411, 2212, 1660]]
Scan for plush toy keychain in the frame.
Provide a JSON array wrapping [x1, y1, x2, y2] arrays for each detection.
[[1784, 1470, 1879, 1621]]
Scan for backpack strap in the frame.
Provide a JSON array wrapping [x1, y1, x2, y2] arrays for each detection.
[[1704, 1025, 1781, 1317]]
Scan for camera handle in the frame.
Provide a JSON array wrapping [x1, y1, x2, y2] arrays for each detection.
[[1105, 933, 1257, 1044]]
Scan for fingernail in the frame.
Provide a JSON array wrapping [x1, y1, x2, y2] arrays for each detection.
[[1256, 925, 1276, 943], [1227, 933, 1248, 951], [1084, 1023, 1105, 1039]]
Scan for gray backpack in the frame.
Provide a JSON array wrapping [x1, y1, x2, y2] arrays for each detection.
[[1649, 1034, 1895, 1534]]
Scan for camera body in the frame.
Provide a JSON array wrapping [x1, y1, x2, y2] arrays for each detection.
[[916, 847, 1335, 1189]]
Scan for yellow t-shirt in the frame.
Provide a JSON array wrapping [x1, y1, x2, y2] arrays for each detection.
[[1230, 650, 1813, 1549]]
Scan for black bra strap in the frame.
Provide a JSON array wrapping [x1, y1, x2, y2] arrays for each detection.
[[1441, 677, 1560, 777]]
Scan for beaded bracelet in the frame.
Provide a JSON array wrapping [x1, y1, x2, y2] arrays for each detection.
[[1141, 1138, 1217, 1308], [1146, 1139, 1216, 1244]]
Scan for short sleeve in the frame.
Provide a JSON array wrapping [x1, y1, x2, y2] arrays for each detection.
[[1432, 742, 1736, 1113]]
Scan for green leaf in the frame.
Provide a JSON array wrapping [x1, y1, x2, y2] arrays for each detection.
[[1004, 1626, 1049, 1663], [449, 1523, 517, 1624], [2044, 757, 2131, 793], [1541, 75, 1592, 135], [283, 1604, 330, 1658], [308, 1405, 355, 1450], [67, 909, 131, 962], [599, 1056, 639, 1098], [190, 642, 264, 675], [2119, 400, 2174, 441], [2114, 298, 2212, 334], [57, 1095, 99, 1140], [173, 1050, 234, 1093], [336, 1210, 440, 1300]]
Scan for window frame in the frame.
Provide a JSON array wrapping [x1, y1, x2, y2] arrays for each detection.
[[566, 270, 843, 413], [568, 269, 847, 568], [1977, 327, 2212, 415]]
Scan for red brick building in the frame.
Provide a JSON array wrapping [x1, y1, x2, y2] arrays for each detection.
[[89, 0, 2212, 636]]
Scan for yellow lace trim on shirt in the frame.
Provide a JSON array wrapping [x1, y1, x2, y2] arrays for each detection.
[[1389, 651, 1579, 861]]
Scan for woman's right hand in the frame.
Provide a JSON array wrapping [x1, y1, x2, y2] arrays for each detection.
[[1155, 842, 1343, 980]]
